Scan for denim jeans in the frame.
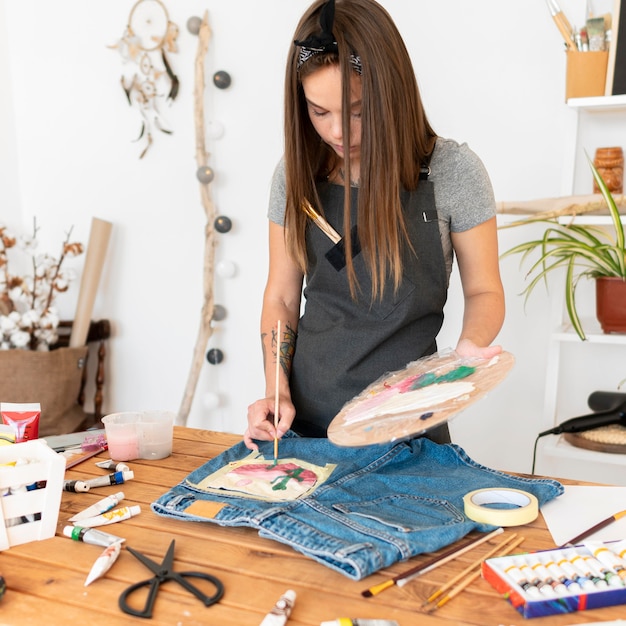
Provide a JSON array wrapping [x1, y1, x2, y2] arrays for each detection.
[[152, 433, 563, 580]]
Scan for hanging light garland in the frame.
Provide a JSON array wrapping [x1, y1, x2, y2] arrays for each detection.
[[178, 11, 234, 425]]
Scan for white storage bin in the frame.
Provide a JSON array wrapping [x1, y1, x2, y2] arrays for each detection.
[[0, 440, 65, 550]]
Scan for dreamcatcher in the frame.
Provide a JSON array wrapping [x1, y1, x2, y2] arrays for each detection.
[[110, 0, 180, 158]]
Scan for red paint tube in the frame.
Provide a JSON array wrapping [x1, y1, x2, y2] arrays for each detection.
[[0, 402, 41, 442]]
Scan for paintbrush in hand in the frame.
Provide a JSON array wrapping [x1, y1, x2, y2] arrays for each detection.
[[273, 320, 281, 464]]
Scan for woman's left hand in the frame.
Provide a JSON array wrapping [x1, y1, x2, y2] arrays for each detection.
[[455, 337, 502, 359]]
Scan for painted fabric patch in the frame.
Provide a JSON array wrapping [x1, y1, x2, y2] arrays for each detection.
[[189, 451, 336, 502]]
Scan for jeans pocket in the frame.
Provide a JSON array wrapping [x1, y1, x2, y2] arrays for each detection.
[[332, 494, 464, 532]]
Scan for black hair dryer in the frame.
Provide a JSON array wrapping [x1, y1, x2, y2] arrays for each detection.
[[538, 391, 626, 438]]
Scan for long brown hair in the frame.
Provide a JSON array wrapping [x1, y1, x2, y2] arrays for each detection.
[[284, 0, 437, 299]]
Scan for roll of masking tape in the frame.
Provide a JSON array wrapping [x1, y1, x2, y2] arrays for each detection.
[[463, 488, 539, 527]]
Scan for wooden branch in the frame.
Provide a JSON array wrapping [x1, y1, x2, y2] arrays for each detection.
[[497, 193, 626, 228], [178, 12, 215, 425]]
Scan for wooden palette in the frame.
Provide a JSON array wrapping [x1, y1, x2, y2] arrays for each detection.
[[328, 350, 515, 447]]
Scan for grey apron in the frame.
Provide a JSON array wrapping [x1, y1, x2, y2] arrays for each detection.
[[291, 175, 448, 438]]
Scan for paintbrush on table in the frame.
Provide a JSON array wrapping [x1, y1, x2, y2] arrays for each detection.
[[423, 533, 520, 608], [425, 535, 526, 613], [361, 527, 503, 597], [561, 509, 626, 547]]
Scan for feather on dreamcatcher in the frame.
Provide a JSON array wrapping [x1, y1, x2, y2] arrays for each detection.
[[109, 0, 180, 158]]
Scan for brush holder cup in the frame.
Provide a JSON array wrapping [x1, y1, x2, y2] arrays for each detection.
[[565, 50, 608, 100]]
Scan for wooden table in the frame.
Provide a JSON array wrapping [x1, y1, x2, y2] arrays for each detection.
[[0, 427, 624, 625]]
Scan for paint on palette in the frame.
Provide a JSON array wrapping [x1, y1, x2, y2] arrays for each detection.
[[328, 351, 516, 447]]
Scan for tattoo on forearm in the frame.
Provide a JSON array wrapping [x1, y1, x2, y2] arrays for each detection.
[[267, 322, 296, 378]]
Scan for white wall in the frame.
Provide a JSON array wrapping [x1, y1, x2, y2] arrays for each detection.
[[0, 0, 610, 474]]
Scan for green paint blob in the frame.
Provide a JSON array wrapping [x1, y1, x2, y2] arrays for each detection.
[[410, 365, 476, 391]]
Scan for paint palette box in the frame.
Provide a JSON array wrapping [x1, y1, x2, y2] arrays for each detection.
[[0, 439, 65, 549], [482, 544, 626, 619]]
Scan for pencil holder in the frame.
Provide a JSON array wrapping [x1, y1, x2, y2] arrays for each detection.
[[0, 440, 65, 549], [565, 50, 608, 100]]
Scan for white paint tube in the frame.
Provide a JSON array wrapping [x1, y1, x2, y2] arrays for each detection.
[[73, 505, 141, 528], [259, 589, 296, 626]]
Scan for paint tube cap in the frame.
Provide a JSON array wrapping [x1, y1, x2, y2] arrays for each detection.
[[121, 470, 134, 481], [63, 480, 90, 493], [63, 525, 76, 539], [129, 505, 141, 517]]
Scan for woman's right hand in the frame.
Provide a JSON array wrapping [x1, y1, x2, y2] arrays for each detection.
[[244, 396, 296, 450]]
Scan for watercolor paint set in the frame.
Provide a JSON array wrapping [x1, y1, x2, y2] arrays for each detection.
[[482, 541, 626, 618]]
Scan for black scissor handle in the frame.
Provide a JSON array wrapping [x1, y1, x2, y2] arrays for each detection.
[[174, 571, 224, 607], [119, 577, 160, 619], [119, 572, 224, 618]]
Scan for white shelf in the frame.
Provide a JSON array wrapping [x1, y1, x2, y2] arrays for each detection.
[[552, 318, 626, 343], [497, 209, 624, 228], [567, 95, 626, 112], [539, 99, 626, 484], [540, 438, 626, 486]]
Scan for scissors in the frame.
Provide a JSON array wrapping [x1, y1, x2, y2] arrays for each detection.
[[119, 539, 224, 618]]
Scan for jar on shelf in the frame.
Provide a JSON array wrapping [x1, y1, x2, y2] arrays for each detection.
[[593, 146, 623, 194]]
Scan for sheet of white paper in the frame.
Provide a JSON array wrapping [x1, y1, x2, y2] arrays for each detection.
[[563, 622, 626, 626], [540, 485, 626, 546]]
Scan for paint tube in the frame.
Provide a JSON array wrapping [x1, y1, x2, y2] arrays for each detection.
[[82, 470, 134, 489], [259, 589, 296, 626], [321, 621, 400, 626], [94, 459, 130, 472], [63, 479, 90, 493], [69, 491, 125, 522], [6, 459, 38, 525], [63, 525, 125, 547], [0, 402, 40, 443], [84, 541, 122, 586], [74, 505, 141, 528], [584, 541, 626, 581]]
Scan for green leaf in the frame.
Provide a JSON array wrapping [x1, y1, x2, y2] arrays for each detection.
[[564, 258, 585, 340]]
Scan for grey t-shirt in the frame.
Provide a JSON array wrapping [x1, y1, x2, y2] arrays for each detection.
[[267, 137, 496, 280]]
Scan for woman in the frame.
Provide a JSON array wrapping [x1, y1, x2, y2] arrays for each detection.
[[245, 0, 504, 448]]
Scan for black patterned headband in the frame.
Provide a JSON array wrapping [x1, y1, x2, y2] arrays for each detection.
[[294, 0, 362, 75]]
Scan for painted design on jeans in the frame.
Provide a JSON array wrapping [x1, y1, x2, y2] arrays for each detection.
[[189, 452, 336, 501]]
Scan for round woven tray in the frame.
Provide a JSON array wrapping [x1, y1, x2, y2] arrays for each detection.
[[564, 424, 626, 454]]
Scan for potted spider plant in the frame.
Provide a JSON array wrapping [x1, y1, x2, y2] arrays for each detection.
[[501, 155, 626, 340]]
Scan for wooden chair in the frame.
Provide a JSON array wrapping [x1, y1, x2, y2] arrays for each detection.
[[53, 319, 111, 430]]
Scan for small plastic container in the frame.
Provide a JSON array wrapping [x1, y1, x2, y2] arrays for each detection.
[[0, 439, 65, 550], [102, 411, 175, 461]]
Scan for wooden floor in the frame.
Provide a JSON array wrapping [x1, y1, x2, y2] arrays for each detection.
[[0, 426, 624, 625]]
